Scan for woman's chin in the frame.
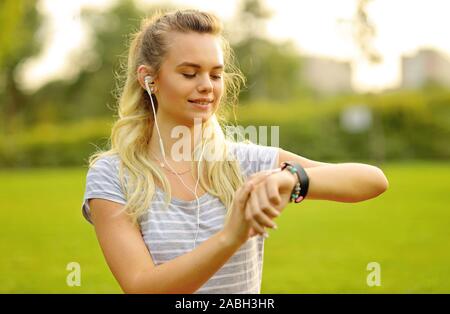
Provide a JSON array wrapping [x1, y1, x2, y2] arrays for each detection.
[[178, 112, 212, 126], [192, 113, 212, 124], [189, 108, 214, 120]]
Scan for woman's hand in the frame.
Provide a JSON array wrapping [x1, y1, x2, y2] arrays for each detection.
[[245, 169, 297, 237], [222, 171, 277, 246]]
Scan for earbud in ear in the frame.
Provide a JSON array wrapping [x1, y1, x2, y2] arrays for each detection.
[[144, 76, 155, 93], [144, 76, 153, 85]]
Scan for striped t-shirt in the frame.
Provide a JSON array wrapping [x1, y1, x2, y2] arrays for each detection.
[[81, 141, 279, 293]]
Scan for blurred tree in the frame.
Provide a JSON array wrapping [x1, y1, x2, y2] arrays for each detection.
[[29, 0, 175, 123], [227, 0, 307, 102], [338, 0, 381, 64], [0, 0, 42, 133], [233, 38, 306, 102], [226, 0, 272, 43], [354, 0, 384, 163], [9, 0, 309, 129], [354, 0, 381, 64], [337, 0, 384, 162]]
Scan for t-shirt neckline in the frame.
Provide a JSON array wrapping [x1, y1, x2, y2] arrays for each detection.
[[155, 186, 212, 205]]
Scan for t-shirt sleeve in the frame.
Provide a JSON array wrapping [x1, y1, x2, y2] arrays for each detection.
[[228, 141, 280, 178], [81, 156, 127, 224]]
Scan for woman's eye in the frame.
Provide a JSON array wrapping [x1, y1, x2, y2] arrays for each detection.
[[182, 73, 222, 80]]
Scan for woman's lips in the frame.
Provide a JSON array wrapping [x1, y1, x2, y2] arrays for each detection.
[[188, 100, 211, 110]]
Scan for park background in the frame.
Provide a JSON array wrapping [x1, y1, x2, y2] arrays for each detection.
[[0, 0, 449, 293]]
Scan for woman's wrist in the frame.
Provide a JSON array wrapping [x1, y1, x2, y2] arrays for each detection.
[[219, 228, 245, 249], [280, 168, 297, 192], [280, 161, 310, 203]]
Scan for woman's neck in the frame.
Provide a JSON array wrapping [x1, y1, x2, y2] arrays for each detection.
[[148, 116, 204, 163]]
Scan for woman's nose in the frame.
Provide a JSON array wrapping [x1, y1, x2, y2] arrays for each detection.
[[197, 74, 213, 93]]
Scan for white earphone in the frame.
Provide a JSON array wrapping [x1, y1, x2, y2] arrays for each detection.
[[144, 75, 205, 249]]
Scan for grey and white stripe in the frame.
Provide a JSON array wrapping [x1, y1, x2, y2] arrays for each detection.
[[82, 141, 279, 293]]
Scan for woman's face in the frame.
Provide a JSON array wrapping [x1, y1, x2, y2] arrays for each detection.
[[153, 31, 224, 126]]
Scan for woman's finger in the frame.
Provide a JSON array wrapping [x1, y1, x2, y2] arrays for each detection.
[[250, 217, 266, 235], [248, 227, 257, 238], [265, 176, 282, 207], [248, 171, 272, 187], [249, 190, 276, 231], [245, 196, 265, 234], [261, 181, 282, 218], [263, 206, 281, 219], [254, 187, 278, 229], [235, 182, 253, 210]]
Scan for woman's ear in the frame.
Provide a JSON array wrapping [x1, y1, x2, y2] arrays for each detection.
[[137, 65, 156, 90]]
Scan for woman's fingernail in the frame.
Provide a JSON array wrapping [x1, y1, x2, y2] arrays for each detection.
[[263, 232, 269, 238], [272, 224, 278, 230]]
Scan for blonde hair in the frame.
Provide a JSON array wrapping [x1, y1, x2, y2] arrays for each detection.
[[89, 9, 247, 226]]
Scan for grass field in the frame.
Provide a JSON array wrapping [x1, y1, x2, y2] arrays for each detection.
[[1, 161, 449, 293]]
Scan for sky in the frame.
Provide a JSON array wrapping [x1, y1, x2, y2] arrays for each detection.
[[18, 0, 450, 93]]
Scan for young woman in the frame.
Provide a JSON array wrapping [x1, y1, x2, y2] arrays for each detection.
[[82, 9, 389, 294]]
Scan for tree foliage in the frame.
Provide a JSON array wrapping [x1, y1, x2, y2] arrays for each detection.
[[0, 0, 42, 132]]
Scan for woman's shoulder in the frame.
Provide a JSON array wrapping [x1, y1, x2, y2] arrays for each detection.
[[226, 139, 279, 158], [85, 153, 123, 181], [225, 140, 280, 173], [89, 153, 121, 169]]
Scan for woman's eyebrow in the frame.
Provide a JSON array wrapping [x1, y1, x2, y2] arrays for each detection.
[[176, 62, 224, 70]]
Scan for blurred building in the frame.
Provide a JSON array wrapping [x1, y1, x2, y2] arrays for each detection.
[[301, 56, 353, 94], [401, 49, 450, 88]]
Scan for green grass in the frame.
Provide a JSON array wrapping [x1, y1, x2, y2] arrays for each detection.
[[1, 162, 449, 293], [264, 161, 450, 293]]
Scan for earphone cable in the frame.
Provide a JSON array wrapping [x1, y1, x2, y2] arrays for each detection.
[[145, 79, 205, 250]]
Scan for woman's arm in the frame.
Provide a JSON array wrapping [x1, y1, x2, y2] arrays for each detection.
[[244, 149, 389, 234], [278, 148, 389, 202], [303, 163, 388, 202], [90, 198, 241, 294], [89, 173, 268, 294]]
